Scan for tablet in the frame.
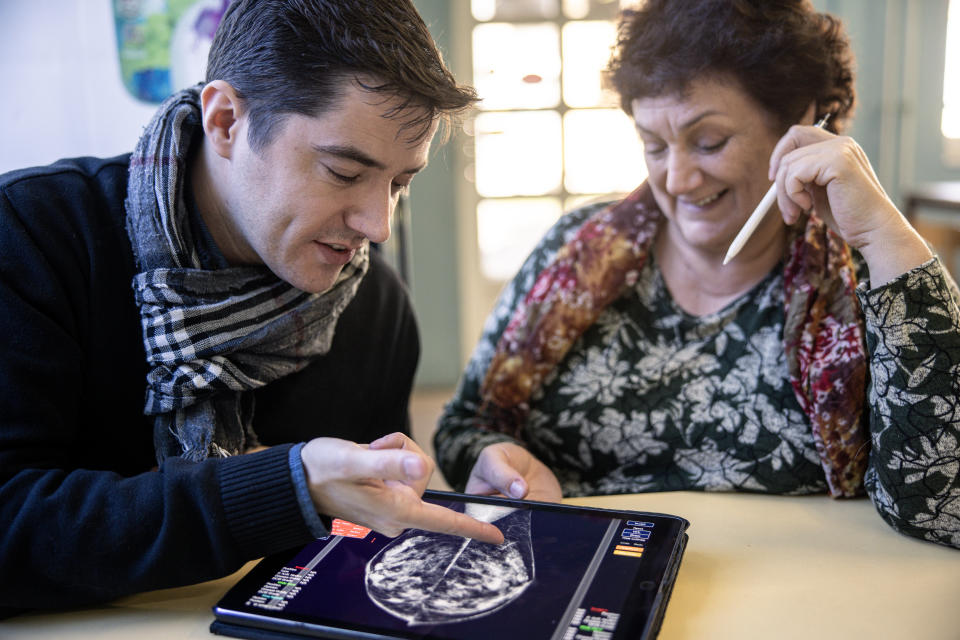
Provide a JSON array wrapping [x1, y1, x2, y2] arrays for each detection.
[[211, 490, 689, 640]]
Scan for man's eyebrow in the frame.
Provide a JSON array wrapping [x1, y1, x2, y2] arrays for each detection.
[[635, 110, 723, 136], [313, 144, 426, 174]]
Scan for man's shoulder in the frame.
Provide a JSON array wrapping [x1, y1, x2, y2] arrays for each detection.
[[0, 152, 134, 222], [1, 154, 130, 187], [0, 154, 132, 234], [0, 154, 137, 290]]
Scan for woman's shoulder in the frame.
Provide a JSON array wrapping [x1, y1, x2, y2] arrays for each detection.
[[472, 198, 623, 353], [526, 198, 620, 267]]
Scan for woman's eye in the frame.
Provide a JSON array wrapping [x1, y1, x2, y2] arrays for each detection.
[[642, 142, 666, 155], [392, 180, 412, 195], [697, 138, 728, 153]]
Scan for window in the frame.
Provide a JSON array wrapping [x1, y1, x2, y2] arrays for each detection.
[[943, 0, 960, 163], [468, 0, 645, 281]]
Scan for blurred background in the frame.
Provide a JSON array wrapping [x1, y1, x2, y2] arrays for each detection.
[[3, 1, 960, 475]]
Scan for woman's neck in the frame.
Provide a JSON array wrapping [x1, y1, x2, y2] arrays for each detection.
[[655, 221, 786, 317]]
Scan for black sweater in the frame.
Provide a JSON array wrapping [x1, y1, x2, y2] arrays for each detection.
[[0, 155, 419, 613]]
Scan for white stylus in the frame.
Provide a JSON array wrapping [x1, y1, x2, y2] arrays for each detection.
[[722, 113, 832, 265]]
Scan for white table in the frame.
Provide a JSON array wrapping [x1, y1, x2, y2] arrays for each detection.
[[3, 492, 958, 639]]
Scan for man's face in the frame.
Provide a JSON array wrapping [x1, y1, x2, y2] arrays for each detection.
[[220, 82, 437, 293]]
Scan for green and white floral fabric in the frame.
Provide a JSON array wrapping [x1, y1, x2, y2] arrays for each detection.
[[435, 201, 960, 549]]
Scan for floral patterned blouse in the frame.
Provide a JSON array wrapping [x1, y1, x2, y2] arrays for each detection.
[[435, 201, 960, 549]]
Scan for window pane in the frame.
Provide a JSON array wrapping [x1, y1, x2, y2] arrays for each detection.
[[562, 0, 624, 20], [477, 198, 563, 280], [562, 20, 619, 108], [475, 111, 563, 197], [473, 23, 561, 110], [472, 0, 559, 22], [563, 108, 647, 194]]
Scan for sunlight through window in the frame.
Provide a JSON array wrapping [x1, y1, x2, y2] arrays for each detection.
[[470, 0, 645, 281]]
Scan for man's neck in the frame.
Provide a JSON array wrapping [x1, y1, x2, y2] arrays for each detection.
[[190, 140, 248, 266]]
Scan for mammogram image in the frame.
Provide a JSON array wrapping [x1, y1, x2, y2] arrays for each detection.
[[364, 504, 534, 626]]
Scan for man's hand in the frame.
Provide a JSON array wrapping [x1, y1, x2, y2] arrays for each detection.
[[465, 442, 563, 503], [300, 433, 504, 544]]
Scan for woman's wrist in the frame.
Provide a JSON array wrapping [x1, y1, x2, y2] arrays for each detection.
[[856, 220, 933, 286]]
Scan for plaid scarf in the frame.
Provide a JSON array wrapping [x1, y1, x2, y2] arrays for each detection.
[[125, 85, 368, 463], [479, 182, 869, 497]]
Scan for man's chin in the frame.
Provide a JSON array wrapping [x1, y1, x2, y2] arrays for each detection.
[[281, 267, 343, 294]]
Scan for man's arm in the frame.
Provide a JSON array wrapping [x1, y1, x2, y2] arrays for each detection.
[[0, 161, 316, 612]]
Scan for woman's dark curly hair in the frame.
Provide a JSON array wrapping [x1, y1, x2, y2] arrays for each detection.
[[607, 0, 855, 134]]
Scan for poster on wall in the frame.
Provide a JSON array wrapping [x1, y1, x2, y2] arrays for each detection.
[[113, 0, 230, 103]]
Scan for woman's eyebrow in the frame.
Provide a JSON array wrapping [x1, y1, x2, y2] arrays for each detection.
[[635, 110, 723, 136]]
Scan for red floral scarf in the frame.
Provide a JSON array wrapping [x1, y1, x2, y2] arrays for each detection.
[[479, 182, 869, 497]]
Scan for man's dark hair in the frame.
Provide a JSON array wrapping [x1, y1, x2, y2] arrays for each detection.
[[607, 0, 855, 134], [205, 0, 478, 150]]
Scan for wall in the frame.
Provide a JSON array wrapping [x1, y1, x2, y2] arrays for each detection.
[[407, 0, 468, 388], [0, 1, 158, 173], [814, 0, 960, 199]]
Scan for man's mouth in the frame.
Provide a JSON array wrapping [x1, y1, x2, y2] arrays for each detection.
[[313, 240, 361, 266]]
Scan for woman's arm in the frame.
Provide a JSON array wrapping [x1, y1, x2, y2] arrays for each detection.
[[858, 258, 960, 549], [434, 203, 609, 495], [769, 124, 960, 548]]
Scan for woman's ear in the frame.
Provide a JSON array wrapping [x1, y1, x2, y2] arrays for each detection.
[[200, 80, 244, 159], [801, 101, 817, 126]]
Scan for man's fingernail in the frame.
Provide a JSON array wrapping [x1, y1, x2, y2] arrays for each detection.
[[403, 456, 422, 479], [509, 480, 524, 498]]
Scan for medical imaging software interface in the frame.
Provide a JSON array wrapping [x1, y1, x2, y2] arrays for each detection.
[[237, 498, 674, 639]]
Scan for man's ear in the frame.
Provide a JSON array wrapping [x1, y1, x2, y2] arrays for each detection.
[[200, 80, 244, 159]]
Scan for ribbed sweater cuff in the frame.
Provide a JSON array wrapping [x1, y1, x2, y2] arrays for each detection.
[[218, 444, 314, 559]]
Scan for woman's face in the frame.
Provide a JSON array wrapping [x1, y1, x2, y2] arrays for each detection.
[[632, 77, 784, 258]]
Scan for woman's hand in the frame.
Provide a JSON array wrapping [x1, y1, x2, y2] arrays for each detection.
[[465, 442, 563, 503], [769, 124, 932, 284], [300, 433, 504, 544]]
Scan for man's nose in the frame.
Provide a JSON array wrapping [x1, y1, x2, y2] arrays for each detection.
[[346, 186, 392, 244], [664, 150, 702, 196]]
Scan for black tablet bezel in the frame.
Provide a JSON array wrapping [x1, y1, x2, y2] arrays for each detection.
[[212, 490, 689, 640]]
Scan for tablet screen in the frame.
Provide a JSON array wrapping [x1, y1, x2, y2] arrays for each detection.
[[213, 491, 688, 640]]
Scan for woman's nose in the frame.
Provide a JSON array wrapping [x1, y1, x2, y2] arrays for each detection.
[[664, 150, 702, 196]]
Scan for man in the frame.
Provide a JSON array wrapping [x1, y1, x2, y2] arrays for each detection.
[[0, 0, 501, 615]]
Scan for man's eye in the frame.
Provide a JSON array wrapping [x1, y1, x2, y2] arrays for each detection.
[[327, 167, 359, 183]]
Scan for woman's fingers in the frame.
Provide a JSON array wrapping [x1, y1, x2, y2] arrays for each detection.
[[467, 444, 531, 499], [465, 443, 563, 502]]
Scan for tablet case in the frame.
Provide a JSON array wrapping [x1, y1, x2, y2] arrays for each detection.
[[210, 490, 688, 640]]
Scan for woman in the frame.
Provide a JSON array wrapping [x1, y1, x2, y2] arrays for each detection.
[[435, 0, 960, 549]]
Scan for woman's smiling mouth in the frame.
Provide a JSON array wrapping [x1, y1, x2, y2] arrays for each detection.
[[690, 189, 728, 207]]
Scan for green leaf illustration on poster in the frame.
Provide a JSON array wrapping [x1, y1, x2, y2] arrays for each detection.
[[113, 0, 229, 104]]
